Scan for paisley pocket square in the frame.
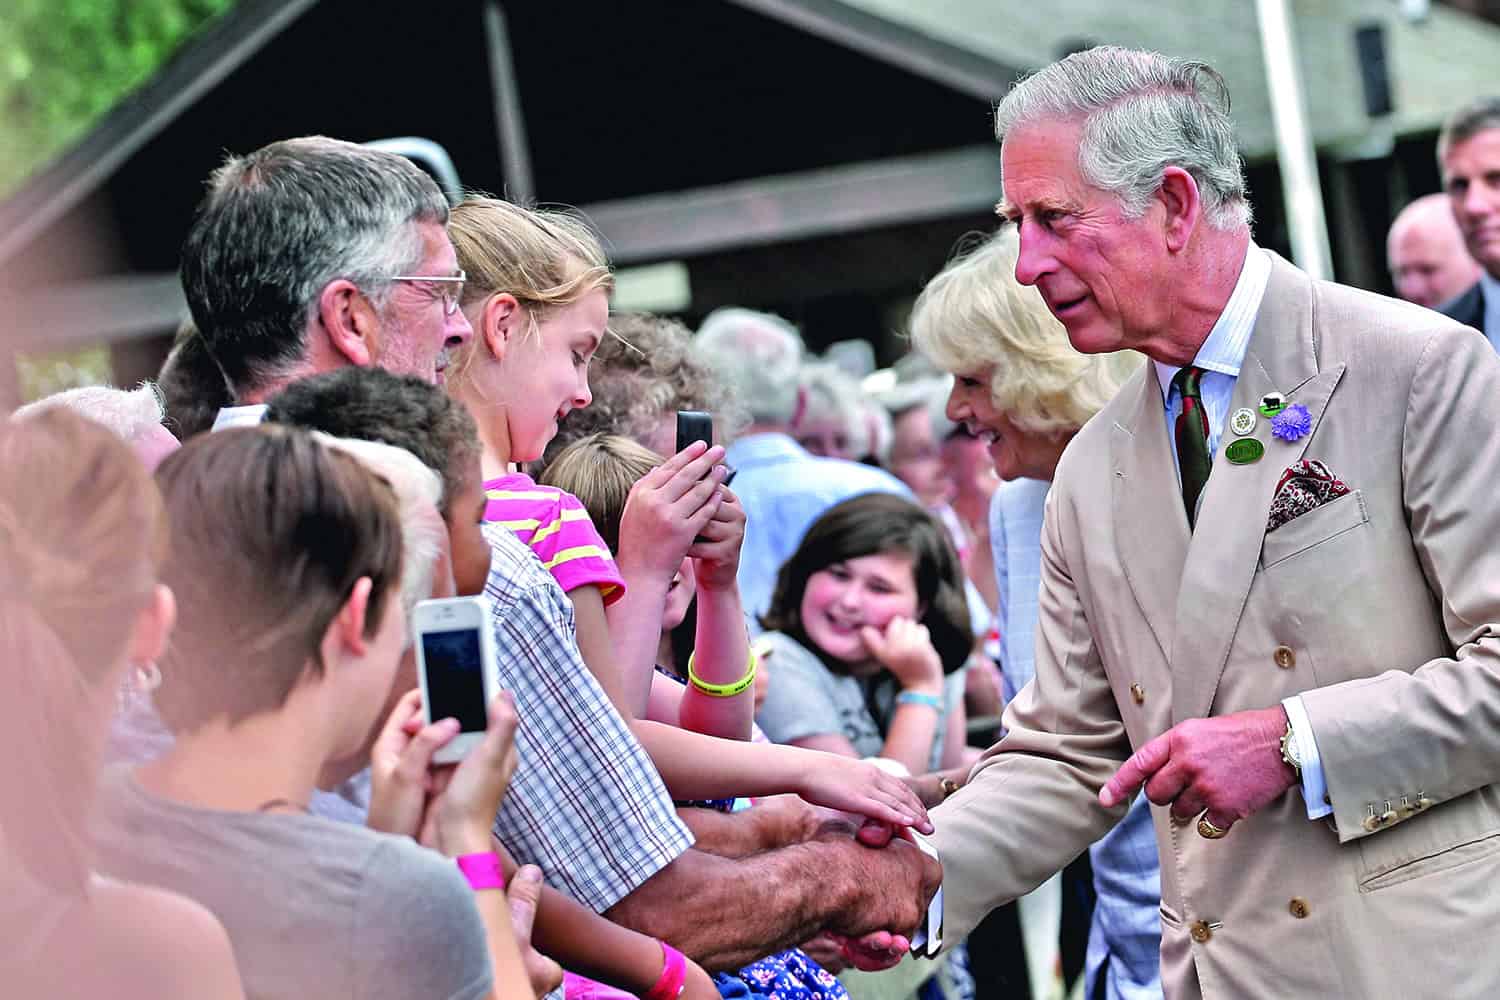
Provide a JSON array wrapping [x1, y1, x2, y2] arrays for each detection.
[[1266, 459, 1350, 533]]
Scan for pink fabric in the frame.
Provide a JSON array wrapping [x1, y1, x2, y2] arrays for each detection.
[[564, 971, 639, 1000], [454, 851, 505, 891], [483, 473, 626, 605]]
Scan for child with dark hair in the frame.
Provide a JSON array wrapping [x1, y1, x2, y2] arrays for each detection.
[[264, 366, 491, 595], [756, 493, 973, 777]]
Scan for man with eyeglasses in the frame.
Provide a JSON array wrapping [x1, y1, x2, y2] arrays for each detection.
[[161, 135, 474, 431]]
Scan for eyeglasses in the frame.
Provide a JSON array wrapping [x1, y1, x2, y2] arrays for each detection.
[[389, 269, 466, 315]]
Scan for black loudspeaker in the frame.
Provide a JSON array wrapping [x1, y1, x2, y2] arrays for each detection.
[[1355, 22, 1394, 117]]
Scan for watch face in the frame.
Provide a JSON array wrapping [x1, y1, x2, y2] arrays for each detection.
[[1281, 725, 1302, 771]]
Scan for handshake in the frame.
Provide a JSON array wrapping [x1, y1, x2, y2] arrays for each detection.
[[751, 793, 945, 972]]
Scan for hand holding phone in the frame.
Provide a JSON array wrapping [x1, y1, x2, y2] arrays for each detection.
[[676, 410, 713, 459], [615, 434, 727, 583], [413, 596, 500, 764], [423, 689, 520, 856]]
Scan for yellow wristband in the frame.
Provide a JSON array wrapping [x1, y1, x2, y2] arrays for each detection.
[[686, 649, 758, 698]]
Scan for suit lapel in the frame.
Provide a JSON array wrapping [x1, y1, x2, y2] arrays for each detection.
[[1111, 365, 1189, 664], [1169, 255, 1345, 723]]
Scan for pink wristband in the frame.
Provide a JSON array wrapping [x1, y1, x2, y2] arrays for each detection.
[[456, 851, 506, 891], [644, 942, 687, 1000]]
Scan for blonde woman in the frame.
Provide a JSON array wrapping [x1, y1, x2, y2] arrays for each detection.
[[910, 224, 1157, 1000]]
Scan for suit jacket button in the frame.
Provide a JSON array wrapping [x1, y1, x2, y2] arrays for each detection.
[[1273, 645, 1296, 669], [1363, 814, 1382, 832], [1190, 921, 1212, 943], [1289, 898, 1310, 919], [1129, 683, 1145, 704]]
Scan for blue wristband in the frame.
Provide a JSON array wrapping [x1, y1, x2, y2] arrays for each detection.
[[896, 690, 943, 711]]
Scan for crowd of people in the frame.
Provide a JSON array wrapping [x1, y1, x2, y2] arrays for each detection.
[[7, 42, 1500, 1000]]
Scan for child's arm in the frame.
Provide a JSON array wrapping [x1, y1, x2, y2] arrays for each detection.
[[609, 443, 727, 716], [632, 721, 930, 831], [676, 489, 754, 741], [495, 844, 718, 1000], [859, 619, 947, 776], [568, 584, 632, 715]]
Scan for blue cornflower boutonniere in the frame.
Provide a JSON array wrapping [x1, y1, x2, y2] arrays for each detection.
[[1270, 403, 1311, 442]]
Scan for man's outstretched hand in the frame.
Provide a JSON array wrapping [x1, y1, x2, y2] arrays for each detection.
[[1100, 705, 1297, 836]]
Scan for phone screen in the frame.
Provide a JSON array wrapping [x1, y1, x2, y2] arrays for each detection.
[[420, 628, 489, 732]]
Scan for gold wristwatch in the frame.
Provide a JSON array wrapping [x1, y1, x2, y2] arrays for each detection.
[[1280, 719, 1303, 779]]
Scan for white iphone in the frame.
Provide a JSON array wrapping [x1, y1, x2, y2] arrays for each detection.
[[412, 596, 500, 764]]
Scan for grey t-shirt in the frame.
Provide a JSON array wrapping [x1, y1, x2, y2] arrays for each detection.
[[753, 631, 965, 772], [91, 766, 492, 1000]]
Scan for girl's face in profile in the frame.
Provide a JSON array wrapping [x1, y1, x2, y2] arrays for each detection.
[[799, 549, 919, 665]]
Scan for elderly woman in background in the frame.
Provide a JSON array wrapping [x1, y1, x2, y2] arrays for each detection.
[[794, 360, 870, 463], [910, 225, 1157, 1000]]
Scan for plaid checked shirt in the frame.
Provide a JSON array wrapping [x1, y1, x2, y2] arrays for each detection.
[[481, 523, 693, 913]]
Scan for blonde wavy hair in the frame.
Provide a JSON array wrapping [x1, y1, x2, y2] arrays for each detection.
[[447, 197, 614, 379], [909, 226, 1140, 436]]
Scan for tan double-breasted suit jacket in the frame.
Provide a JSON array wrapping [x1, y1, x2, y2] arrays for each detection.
[[930, 253, 1500, 997]]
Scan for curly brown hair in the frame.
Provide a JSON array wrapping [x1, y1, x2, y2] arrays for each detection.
[[537, 312, 747, 470]]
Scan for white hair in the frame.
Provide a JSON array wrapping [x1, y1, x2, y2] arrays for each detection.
[[797, 360, 871, 457], [862, 397, 894, 466], [14, 382, 166, 444], [695, 307, 804, 426], [994, 46, 1251, 231], [313, 433, 444, 647]]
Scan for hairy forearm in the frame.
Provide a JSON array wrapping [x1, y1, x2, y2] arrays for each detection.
[[677, 584, 754, 741], [604, 842, 857, 971], [677, 800, 810, 858]]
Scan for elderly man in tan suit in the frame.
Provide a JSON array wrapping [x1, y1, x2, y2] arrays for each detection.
[[922, 46, 1500, 998]]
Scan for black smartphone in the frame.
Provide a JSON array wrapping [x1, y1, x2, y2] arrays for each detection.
[[676, 410, 713, 455]]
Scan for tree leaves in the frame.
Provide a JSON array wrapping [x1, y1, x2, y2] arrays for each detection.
[[0, 0, 235, 195]]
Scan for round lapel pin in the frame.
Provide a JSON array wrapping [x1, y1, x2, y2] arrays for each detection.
[[1225, 438, 1265, 465], [1259, 391, 1287, 417], [1229, 407, 1257, 436]]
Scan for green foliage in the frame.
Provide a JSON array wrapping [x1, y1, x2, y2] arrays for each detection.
[[0, 0, 236, 195]]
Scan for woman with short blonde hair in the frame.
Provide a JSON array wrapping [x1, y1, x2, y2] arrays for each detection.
[[910, 225, 1137, 451]]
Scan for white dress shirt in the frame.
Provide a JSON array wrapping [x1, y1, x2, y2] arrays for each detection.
[[1153, 244, 1331, 821]]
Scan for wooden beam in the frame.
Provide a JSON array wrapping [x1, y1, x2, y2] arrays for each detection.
[[6, 274, 185, 354], [726, 0, 1018, 101], [580, 145, 1002, 265]]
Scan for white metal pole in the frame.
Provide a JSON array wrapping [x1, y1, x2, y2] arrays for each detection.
[[1255, 0, 1333, 280]]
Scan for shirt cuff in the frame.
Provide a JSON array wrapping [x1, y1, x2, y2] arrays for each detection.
[[1282, 696, 1332, 820]]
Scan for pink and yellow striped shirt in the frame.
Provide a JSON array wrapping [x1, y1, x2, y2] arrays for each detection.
[[483, 473, 626, 605]]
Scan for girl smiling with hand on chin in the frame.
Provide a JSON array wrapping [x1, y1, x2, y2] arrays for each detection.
[[755, 493, 973, 777]]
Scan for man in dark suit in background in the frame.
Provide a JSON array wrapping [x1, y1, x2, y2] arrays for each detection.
[[1438, 97, 1500, 345]]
